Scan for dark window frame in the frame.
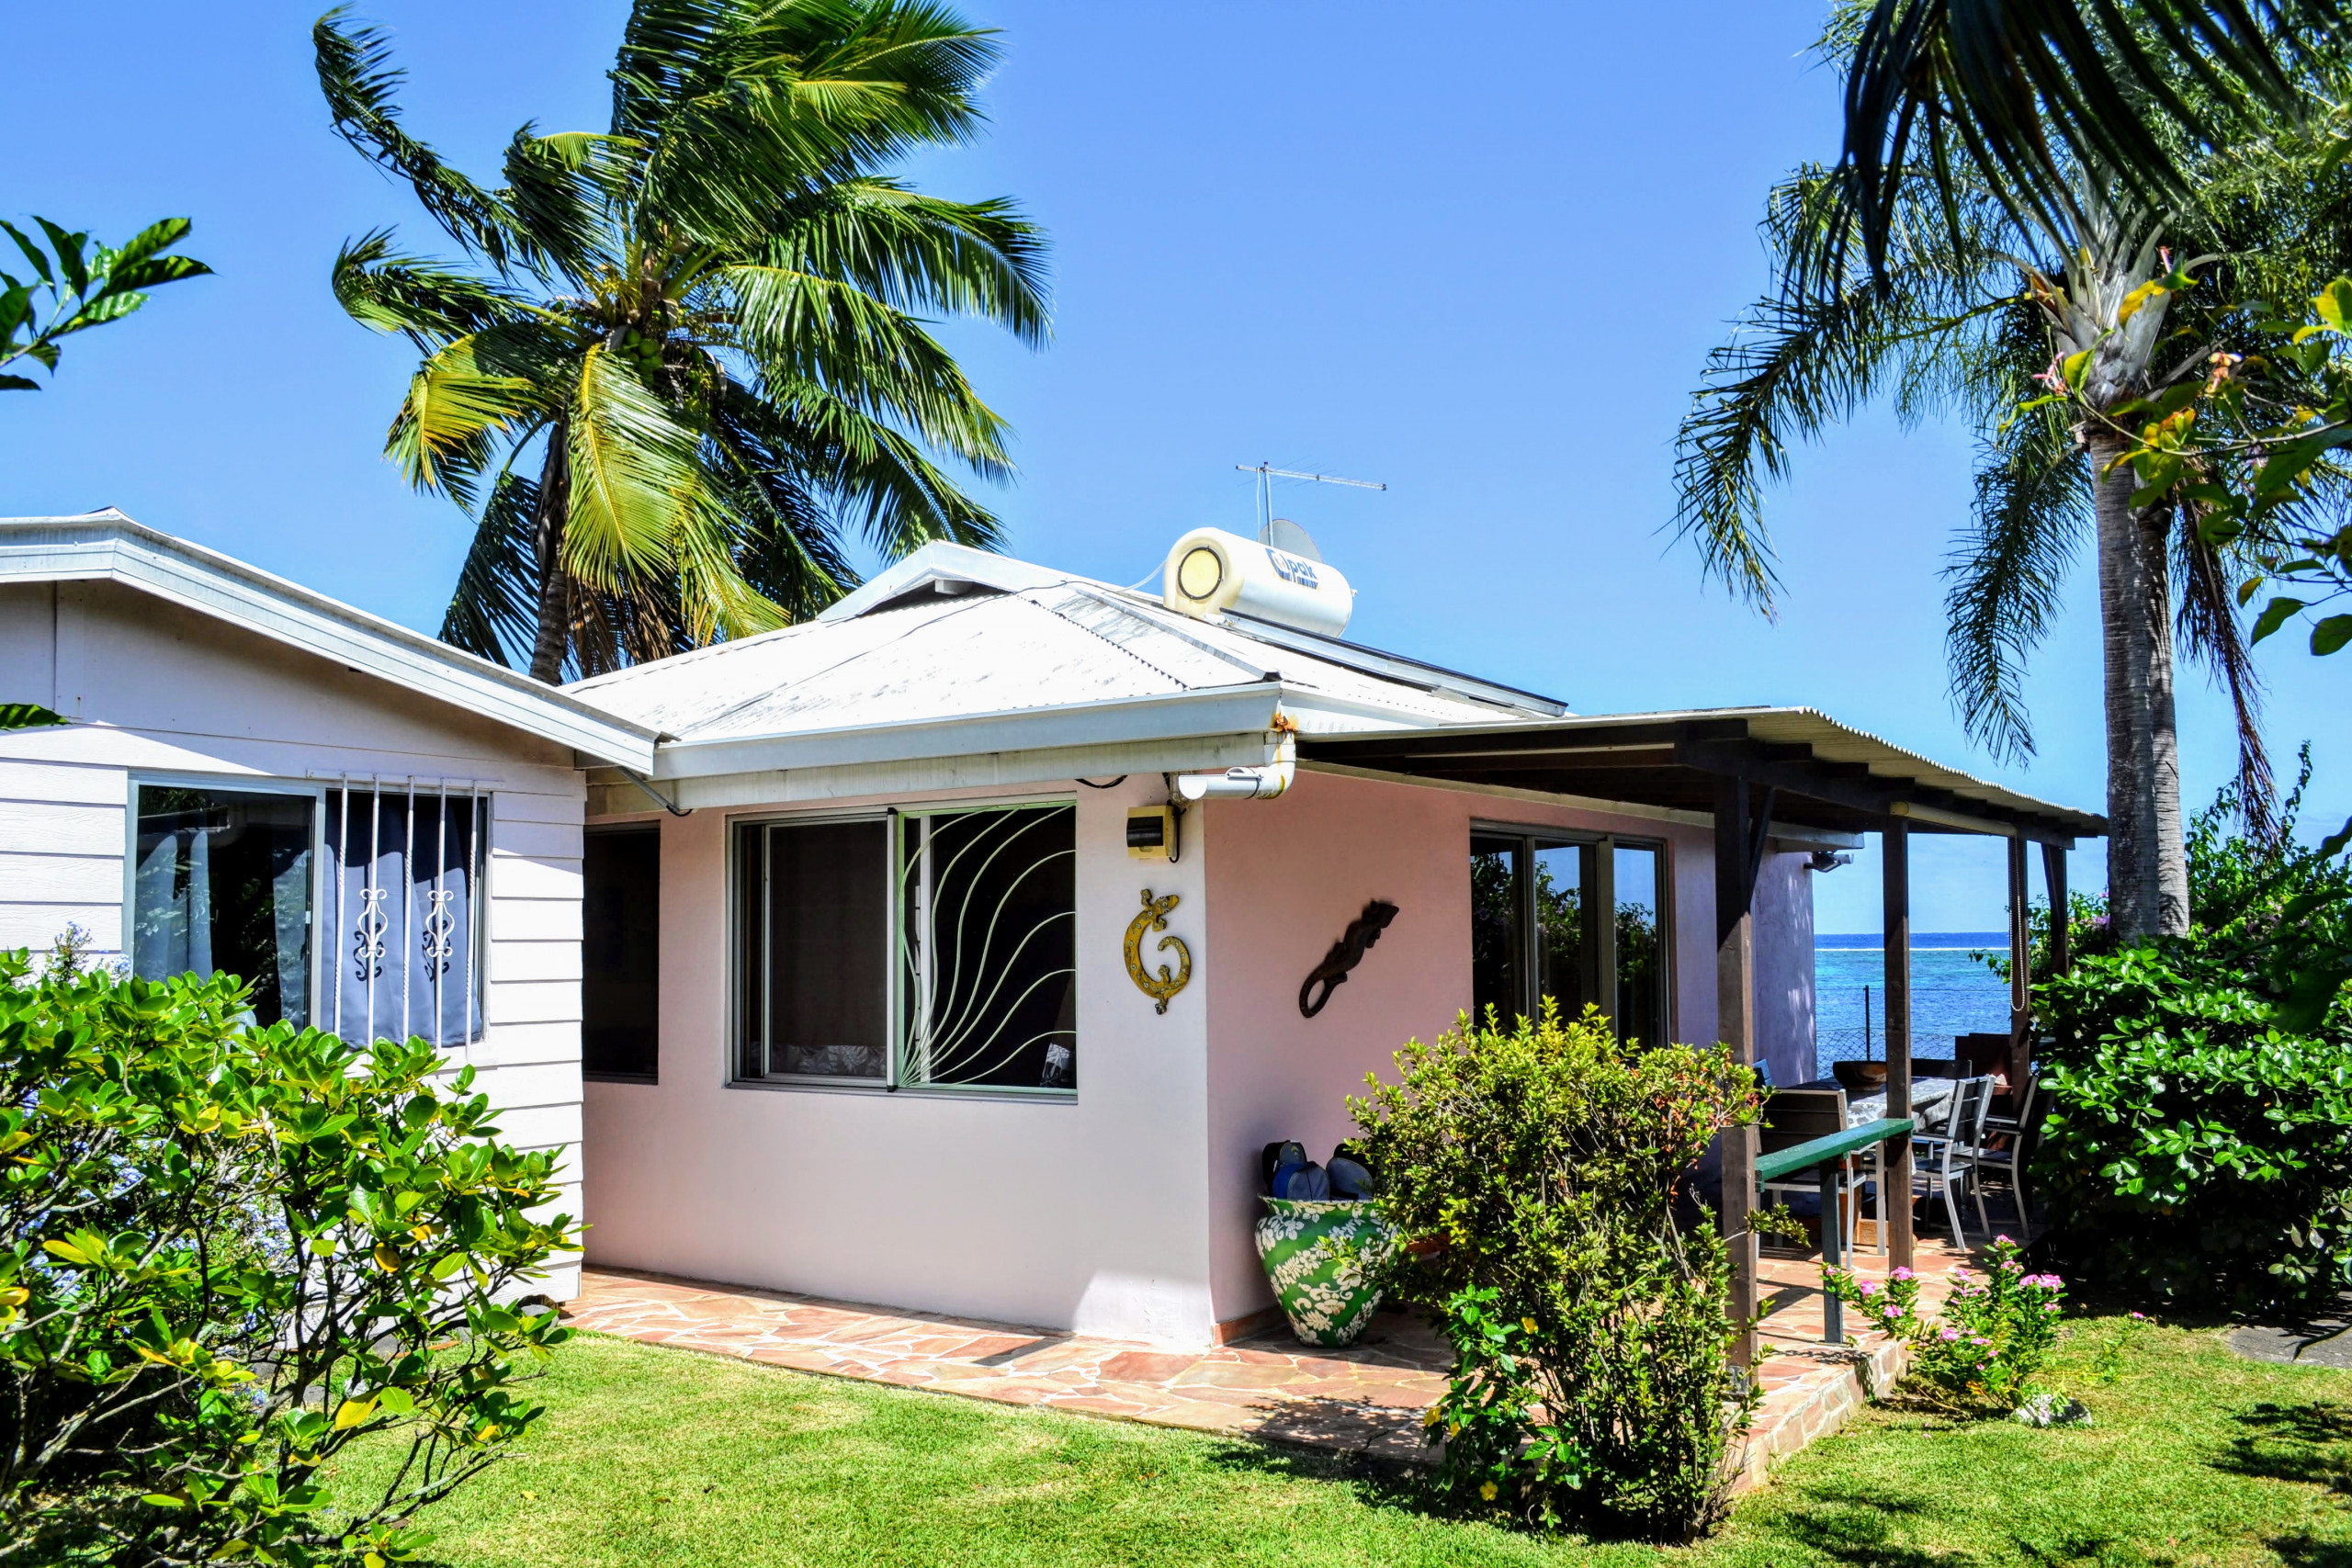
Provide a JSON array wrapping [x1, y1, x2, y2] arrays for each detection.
[[582, 822, 662, 1083], [1469, 822, 1674, 1043], [727, 798, 1080, 1100]]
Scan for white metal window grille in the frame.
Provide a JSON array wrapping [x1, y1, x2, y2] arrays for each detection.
[[897, 802, 1077, 1091], [325, 780, 487, 1051]]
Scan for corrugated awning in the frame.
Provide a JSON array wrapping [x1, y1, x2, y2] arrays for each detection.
[[1297, 705, 2104, 845]]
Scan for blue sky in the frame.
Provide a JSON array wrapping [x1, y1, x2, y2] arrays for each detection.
[[4, 2, 2342, 932]]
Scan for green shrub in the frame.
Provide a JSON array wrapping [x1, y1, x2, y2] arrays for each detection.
[[1350, 1004, 1762, 1541], [1823, 1238, 2064, 1413], [2031, 764, 2352, 1311], [0, 950, 576, 1565]]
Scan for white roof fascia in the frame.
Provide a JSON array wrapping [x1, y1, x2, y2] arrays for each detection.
[[816, 542, 1084, 622], [597, 728, 1282, 815], [0, 515, 659, 772], [1277, 687, 1520, 735], [651, 682, 1283, 780]]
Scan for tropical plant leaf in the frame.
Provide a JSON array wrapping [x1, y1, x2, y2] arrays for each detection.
[[439, 470, 542, 667], [1823, 0, 2352, 287]]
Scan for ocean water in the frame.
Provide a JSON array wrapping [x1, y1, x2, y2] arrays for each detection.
[[1815, 931, 2014, 1064]]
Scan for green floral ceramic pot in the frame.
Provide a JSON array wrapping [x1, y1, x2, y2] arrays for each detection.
[[1253, 1197, 1397, 1348]]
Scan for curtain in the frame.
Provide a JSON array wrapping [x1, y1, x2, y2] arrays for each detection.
[[130, 785, 311, 1025], [326, 789, 483, 1048]]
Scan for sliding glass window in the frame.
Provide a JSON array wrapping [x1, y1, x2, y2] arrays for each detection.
[[131, 784, 316, 1026], [737, 818, 893, 1083], [732, 801, 1077, 1095], [1470, 828, 1669, 1043]]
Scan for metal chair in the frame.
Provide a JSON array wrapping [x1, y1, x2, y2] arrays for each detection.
[[1974, 1068, 2040, 1229], [1911, 1076, 1993, 1243]]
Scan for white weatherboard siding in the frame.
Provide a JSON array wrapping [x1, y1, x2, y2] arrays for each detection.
[[0, 579, 589, 1299]]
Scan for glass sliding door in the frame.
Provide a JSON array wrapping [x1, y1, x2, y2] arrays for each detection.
[[1469, 836, 1524, 1023], [1469, 827, 1670, 1043], [1611, 843, 1666, 1050]]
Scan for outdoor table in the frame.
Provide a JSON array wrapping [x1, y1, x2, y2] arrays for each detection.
[[1753, 1116, 1917, 1343], [1838, 1076, 1955, 1127]]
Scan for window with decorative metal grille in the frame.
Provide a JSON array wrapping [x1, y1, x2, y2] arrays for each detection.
[[731, 800, 1076, 1094], [324, 784, 487, 1050]]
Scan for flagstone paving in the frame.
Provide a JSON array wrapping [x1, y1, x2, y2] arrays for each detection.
[[564, 1222, 1985, 1488]]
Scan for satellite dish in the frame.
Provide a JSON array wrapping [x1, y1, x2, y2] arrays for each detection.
[[1260, 516, 1323, 562]]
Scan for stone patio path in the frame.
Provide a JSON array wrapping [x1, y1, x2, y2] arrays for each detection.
[[564, 1224, 1983, 1486]]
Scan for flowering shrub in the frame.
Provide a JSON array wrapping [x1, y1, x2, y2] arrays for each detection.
[[1823, 1238, 2064, 1414], [1422, 1287, 1588, 1529], [1352, 1003, 1763, 1540]]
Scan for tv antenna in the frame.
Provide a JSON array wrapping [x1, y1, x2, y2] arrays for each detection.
[[1234, 463, 1386, 562]]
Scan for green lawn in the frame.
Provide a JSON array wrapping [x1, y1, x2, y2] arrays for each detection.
[[351, 1317, 2352, 1568]]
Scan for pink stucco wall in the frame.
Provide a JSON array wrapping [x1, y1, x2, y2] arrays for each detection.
[[1751, 852, 1819, 1089], [1199, 768, 1728, 1326], [581, 763, 1817, 1347]]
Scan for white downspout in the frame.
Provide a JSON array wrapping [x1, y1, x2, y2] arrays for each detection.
[[1175, 726, 1296, 802]]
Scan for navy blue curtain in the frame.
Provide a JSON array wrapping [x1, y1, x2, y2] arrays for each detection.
[[325, 789, 483, 1047]]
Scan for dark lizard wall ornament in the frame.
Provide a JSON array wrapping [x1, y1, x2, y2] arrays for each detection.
[[1298, 899, 1400, 1018]]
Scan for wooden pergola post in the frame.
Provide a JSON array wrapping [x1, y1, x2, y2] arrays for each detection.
[[2007, 835, 2033, 1089], [1714, 777, 1763, 1368], [1883, 821, 1916, 1271], [2042, 842, 2071, 976]]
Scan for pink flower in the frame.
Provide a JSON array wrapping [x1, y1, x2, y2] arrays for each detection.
[[2131, 1312, 2147, 1321], [1996, 1235, 2014, 1246], [1892, 1267, 1915, 1281], [1939, 1326, 1960, 1341], [1859, 1280, 1880, 1296]]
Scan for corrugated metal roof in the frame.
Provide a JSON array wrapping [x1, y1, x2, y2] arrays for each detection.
[[1301, 705, 2106, 841], [0, 513, 659, 770], [570, 562, 1547, 748]]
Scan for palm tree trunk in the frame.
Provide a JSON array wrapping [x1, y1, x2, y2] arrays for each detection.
[[2087, 429, 2188, 939], [527, 418, 571, 685]]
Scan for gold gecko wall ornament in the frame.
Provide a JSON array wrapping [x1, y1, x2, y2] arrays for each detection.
[[1125, 887, 1192, 1014]]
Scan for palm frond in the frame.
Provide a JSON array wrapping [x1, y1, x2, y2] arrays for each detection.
[[717, 263, 1014, 473], [612, 0, 1004, 242], [439, 468, 542, 665], [1942, 398, 2090, 762], [2176, 503, 2276, 835], [332, 230, 536, 351], [314, 11, 527, 269], [386, 328, 561, 501], [1826, 0, 2350, 284], [775, 179, 1049, 346], [721, 378, 1003, 558], [501, 129, 628, 281]]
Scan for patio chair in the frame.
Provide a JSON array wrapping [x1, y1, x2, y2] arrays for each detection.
[[1758, 1087, 1860, 1255], [1973, 1068, 2041, 1228], [1911, 1076, 1993, 1243]]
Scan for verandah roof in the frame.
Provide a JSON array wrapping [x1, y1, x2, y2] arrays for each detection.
[[1298, 705, 2105, 846]]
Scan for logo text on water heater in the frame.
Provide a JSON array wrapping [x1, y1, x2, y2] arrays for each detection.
[[1264, 547, 1319, 589]]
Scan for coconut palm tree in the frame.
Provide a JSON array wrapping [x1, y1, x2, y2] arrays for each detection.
[[1825, 0, 2352, 285], [1673, 65, 2352, 938], [315, 0, 1049, 682]]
